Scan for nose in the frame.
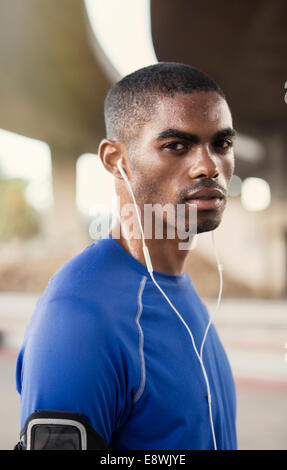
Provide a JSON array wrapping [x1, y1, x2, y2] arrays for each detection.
[[188, 145, 219, 180]]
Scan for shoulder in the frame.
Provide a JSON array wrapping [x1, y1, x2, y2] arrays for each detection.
[[43, 236, 144, 302], [25, 237, 147, 339], [46, 237, 113, 296], [35, 237, 117, 315]]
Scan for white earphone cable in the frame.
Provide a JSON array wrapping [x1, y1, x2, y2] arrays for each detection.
[[149, 270, 217, 450], [200, 231, 223, 360], [117, 159, 222, 450]]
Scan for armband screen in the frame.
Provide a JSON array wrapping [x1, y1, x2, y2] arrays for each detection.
[[15, 410, 109, 450]]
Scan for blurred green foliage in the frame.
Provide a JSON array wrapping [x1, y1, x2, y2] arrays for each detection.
[[0, 167, 40, 241]]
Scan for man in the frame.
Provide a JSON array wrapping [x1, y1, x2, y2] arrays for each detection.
[[15, 62, 237, 450]]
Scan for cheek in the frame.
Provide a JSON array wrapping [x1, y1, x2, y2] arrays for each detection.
[[130, 160, 160, 203], [133, 172, 176, 207], [222, 154, 235, 185], [130, 154, 169, 198]]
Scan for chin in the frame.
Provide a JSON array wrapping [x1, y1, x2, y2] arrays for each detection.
[[195, 212, 223, 234]]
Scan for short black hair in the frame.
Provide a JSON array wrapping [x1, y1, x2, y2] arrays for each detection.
[[104, 62, 225, 143]]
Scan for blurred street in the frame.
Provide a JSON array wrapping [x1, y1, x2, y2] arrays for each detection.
[[0, 293, 286, 450]]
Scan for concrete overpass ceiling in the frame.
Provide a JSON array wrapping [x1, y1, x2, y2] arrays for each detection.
[[0, 0, 111, 156], [0, 0, 285, 175], [84, 0, 157, 81], [151, 0, 287, 136]]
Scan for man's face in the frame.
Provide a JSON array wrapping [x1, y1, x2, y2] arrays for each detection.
[[127, 91, 235, 236]]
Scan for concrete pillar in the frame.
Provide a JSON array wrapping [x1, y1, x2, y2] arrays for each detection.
[[262, 133, 287, 297], [41, 149, 89, 253]]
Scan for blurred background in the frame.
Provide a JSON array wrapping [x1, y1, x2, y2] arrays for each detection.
[[0, 0, 286, 450]]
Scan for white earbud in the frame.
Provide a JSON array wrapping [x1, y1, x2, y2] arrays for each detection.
[[117, 158, 126, 179]]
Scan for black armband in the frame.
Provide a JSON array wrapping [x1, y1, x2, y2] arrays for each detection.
[[14, 410, 109, 450]]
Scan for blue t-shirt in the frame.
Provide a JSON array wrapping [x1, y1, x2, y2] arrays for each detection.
[[16, 234, 237, 450]]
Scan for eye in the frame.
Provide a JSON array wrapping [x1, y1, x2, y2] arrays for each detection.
[[213, 139, 233, 150], [162, 141, 188, 152]]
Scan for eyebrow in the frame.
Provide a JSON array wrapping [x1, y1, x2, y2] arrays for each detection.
[[155, 127, 237, 143]]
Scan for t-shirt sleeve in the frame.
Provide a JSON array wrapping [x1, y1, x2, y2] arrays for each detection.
[[16, 296, 129, 446]]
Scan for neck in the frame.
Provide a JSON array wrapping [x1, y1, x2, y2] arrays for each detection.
[[109, 220, 195, 276]]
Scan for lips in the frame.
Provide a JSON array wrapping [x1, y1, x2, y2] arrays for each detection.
[[185, 187, 225, 200], [184, 187, 225, 210]]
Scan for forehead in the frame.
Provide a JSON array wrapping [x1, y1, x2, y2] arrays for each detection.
[[142, 91, 233, 138]]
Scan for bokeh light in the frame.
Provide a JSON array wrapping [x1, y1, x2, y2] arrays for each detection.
[[241, 177, 271, 211]]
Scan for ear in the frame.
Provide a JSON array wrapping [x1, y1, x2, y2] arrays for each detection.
[[98, 139, 130, 180]]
